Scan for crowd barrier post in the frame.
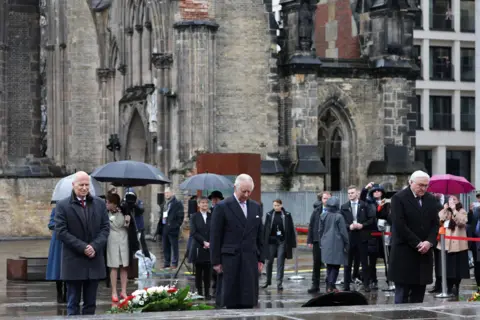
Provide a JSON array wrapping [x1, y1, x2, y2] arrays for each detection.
[[288, 248, 305, 280], [435, 233, 453, 298], [381, 231, 395, 292]]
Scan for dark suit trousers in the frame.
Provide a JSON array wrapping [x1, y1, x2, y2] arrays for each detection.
[[195, 262, 211, 296], [394, 283, 426, 304], [66, 280, 99, 315], [311, 241, 322, 288], [162, 230, 179, 267], [344, 241, 369, 289]]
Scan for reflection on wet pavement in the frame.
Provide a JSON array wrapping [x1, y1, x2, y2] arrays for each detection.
[[2, 239, 480, 319]]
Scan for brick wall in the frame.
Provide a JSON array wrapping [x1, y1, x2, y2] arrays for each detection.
[[315, 0, 360, 59], [0, 178, 57, 237], [179, 0, 213, 20]]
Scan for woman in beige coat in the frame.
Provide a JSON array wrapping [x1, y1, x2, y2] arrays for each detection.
[[106, 193, 131, 302], [436, 194, 469, 296]]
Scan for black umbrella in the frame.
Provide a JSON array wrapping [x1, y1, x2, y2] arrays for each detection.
[[179, 173, 233, 191], [90, 160, 171, 187], [302, 291, 368, 307]]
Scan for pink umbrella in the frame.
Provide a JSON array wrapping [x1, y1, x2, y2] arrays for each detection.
[[427, 174, 475, 194]]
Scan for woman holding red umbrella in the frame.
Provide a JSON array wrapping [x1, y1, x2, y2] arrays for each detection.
[[436, 195, 469, 297]]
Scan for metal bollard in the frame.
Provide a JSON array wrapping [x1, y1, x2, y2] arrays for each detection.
[[288, 248, 305, 280], [381, 231, 395, 291], [435, 233, 453, 298]]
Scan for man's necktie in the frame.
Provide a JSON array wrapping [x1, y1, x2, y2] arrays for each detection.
[[417, 197, 422, 207], [81, 199, 86, 208], [240, 202, 247, 218]]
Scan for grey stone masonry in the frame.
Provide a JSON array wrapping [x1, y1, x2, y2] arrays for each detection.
[[214, 0, 279, 159], [381, 77, 417, 156], [5, 0, 42, 159], [0, 1, 7, 165], [173, 22, 218, 163]]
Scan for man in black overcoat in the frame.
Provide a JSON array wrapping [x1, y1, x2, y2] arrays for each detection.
[[388, 170, 439, 304], [210, 173, 264, 309], [55, 171, 110, 316]]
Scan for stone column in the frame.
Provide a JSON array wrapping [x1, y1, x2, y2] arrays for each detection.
[[421, 0, 429, 31], [134, 24, 143, 86], [172, 21, 218, 163], [97, 68, 111, 163], [0, 1, 7, 165], [142, 21, 152, 85], [280, 0, 317, 57], [432, 146, 447, 175], [152, 52, 173, 174], [126, 27, 133, 88], [422, 89, 429, 129], [475, 0, 480, 187]]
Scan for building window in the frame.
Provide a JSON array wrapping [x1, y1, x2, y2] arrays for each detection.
[[430, 46, 453, 80], [430, 96, 453, 130], [430, 0, 453, 31], [460, 48, 475, 81], [415, 149, 432, 176], [460, 97, 475, 131], [415, 7, 423, 29], [460, 0, 475, 32], [416, 95, 423, 129], [413, 45, 422, 78], [447, 150, 471, 181]]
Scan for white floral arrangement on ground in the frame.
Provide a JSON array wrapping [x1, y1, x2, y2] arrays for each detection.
[[108, 284, 214, 313]]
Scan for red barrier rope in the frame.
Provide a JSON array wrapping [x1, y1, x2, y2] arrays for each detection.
[[296, 227, 480, 242]]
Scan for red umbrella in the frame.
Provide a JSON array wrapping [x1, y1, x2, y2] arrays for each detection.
[[427, 174, 475, 194]]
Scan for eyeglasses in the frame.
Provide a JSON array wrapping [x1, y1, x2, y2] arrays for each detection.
[[415, 183, 429, 188]]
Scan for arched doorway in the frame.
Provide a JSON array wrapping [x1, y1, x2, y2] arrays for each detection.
[[124, 109, 152, 233], [126, 110, 147, 162], [318, 106, 353, 191]]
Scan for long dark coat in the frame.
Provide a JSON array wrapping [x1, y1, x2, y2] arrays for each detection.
[[262, 209, 296, 260], [388, 187, 439, 285], [188, 212, 212, 264], [55, 192, 110, 281], [210, 196, 264, 309]]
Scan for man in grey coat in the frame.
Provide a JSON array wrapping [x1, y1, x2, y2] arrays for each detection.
[[55, 171, 110, 316], [318, 197, 349, 292]]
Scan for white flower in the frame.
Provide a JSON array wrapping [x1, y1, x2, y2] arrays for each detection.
[[132, 296, 140, 304], [147, 287, 157, 295], [139, 300, 144, 306], [132, 289, 147, 297]]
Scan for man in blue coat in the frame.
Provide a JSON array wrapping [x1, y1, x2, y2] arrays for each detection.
[[210, 174, 264, 309], [55, 171, 110, 315]]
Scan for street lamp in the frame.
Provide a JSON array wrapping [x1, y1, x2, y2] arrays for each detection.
[[106, 133, 121, 161]]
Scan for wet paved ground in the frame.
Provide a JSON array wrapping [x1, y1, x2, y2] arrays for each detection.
[[2, 239, 480, 319]]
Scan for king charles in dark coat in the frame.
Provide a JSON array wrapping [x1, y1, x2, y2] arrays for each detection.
[[388, 171, 439, 304], [210, 174, 264, 309]]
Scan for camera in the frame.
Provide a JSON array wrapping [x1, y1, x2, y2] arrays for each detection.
[[124, 192, 137, 206]]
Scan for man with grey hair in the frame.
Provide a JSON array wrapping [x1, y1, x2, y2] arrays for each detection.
[[55, 171, 110, 315], [210, 173, 264, 309], [160, 187, 184, 269], [388, 170, 439, 304]]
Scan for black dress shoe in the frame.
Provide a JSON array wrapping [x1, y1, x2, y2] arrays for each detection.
[[261, 282, 271, 289], [428, 287, 441, 293], [277, 285, 283, 291], [307, 287, 319, 294]]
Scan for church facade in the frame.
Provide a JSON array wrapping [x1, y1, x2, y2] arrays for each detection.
[[0, 0, 424, 236]]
